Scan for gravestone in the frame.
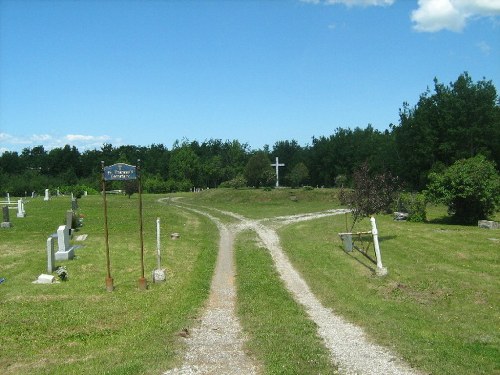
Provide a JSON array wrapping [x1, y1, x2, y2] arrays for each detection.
[[33, 274, 56, 284], [1, 206, 12, 228], [54, 225, 75, 260], [66, 210, 75, 231], [17, 199, 26, 218], [6, 193, 10, 204], [71, 198, 78, 211], [393, 212, 409, 221], [44, 189, 50, 201], [47, 236, 56, 273], [478, 220, 500, 229]]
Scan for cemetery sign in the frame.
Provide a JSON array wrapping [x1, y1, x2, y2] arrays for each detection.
[[104, 163, 137, 181]]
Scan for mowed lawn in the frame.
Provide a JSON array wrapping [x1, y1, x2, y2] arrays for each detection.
[[0, 194, 218, 375], [1, 189, 499, 375]]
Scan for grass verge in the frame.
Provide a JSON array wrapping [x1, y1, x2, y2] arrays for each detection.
[[279, 208, 499, 375]]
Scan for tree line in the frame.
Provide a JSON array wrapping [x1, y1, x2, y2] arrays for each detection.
[[1, 73, 499, 197]]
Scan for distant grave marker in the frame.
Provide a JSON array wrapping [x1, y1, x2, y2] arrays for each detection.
[[1, 206, 12, 228]]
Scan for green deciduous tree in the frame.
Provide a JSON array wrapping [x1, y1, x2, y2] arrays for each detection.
[[425, 155, 500, 224], [289, 162, 309, 188], [393, 73, 500, 189], [244, 151, 273, 188]]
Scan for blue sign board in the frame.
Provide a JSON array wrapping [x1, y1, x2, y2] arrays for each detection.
[[104, 163, 137, 181]]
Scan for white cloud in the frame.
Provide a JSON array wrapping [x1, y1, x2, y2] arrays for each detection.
[[411, 0, 500, 32]]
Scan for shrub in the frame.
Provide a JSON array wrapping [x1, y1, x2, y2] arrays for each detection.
[[220, 174, 247, 189], [397, 192, 427, 222], [341, 163, 399, 227], [425, 155, 500, 224]]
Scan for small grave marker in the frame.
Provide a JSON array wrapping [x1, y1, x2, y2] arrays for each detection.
[[44, 189, 50, 201], [33, 274, 56, 284]]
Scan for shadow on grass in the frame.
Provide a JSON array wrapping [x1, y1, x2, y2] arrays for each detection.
[[426, 215, 482, 226]]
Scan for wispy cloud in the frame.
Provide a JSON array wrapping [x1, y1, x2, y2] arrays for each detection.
[[411, 0, 500, 32], [301, 0, 394, 6], [477, 40, 492, 55], [0, 133, 120, 154]]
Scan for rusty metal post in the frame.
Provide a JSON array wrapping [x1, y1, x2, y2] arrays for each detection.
[[102, 161, 114, 291], [137, 159, 147, 290]]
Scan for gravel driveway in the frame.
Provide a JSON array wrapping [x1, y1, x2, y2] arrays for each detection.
[[161, 199, 422, 375]]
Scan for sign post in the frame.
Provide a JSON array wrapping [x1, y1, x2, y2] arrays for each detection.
[[102, 161, 147, 291], [101, 161, 113, 291], [137, 160, 147, 290]]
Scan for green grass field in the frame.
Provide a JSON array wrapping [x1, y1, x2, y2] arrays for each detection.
[[1, 189, 498, 374]]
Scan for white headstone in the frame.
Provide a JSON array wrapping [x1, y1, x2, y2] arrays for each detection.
[[17, 199, 26, 218], [6, 193, 10, 204], [44, 189, 50, 201], [55, 225, 74, 260], [34, 274, 55, 284]]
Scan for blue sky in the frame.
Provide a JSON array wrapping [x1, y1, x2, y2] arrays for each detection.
[[1, 0, 499, 153]]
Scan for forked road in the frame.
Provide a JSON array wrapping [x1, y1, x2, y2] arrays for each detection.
[[160, 198, 421, 375]]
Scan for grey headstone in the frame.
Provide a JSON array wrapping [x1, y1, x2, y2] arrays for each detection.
[[66, 210, 75, 229], [1, 206, 11, 228], [71, 198, 78, 211], [393, 212, 409, 221], [478, 220, 500, 229], [2, 206, 9, 222]]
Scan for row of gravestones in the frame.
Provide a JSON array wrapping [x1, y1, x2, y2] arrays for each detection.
[[1, 194, 78, 228], [36, 198, 82, 284]]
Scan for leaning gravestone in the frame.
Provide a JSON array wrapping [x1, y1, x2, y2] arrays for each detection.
[[1, 206, 12, 228], [54, 225, 75, 260]]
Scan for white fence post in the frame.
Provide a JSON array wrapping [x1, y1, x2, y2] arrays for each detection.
[[370, 217, 387, 276]]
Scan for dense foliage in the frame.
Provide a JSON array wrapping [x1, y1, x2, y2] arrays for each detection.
[[1, 73, 499, 210], [425, 155, 500, 224]]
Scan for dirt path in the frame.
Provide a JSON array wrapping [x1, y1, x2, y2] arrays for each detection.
[[162, 207, 261, 375], [161, 199, 421, 375]]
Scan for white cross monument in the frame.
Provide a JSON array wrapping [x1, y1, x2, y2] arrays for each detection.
[[271, 157, 285, 188]]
